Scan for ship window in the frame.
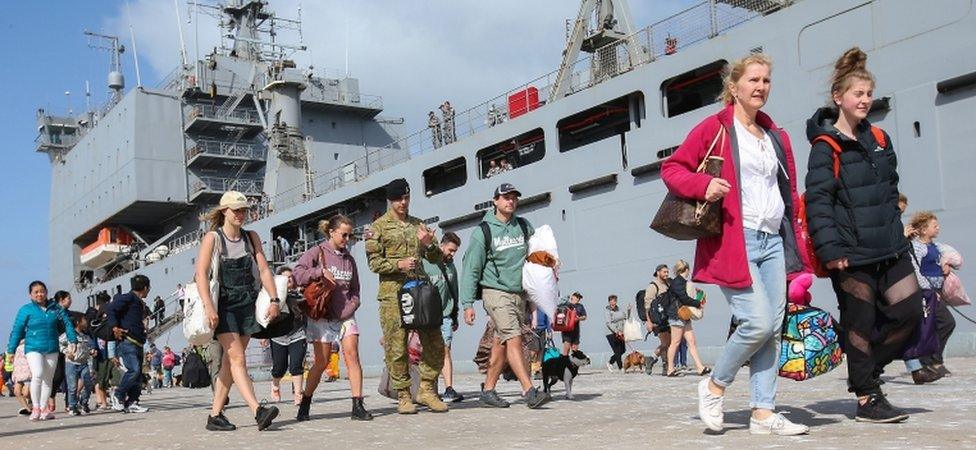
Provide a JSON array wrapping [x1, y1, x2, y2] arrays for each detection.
[[557, 92, 642, 153], [661, 60, 726, 117], [423, 157, 467, 196], [477, 128, 545, 179]]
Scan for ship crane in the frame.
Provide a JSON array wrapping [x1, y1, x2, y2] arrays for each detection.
[[549, 0, 638, 103]]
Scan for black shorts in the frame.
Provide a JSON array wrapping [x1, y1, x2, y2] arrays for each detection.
[[561, 328, 580, 345]]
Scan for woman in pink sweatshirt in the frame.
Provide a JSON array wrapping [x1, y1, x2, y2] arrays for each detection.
[[293, 214, 371, 421], [661, 53, 809, 436]]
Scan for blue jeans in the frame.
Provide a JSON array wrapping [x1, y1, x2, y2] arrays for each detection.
[[65, 362, 92, 410], [673, 340, 688, 367], [116, 340, 143, 405], [713, 229, 786, 410]]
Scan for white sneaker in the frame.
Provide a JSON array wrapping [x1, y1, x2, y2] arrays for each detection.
[[126, 403, 149, 413], [750, 412, 809, 436], [110, 397, 125, 412], [697, 378, 724, 432], [606, 361, 615, 373]]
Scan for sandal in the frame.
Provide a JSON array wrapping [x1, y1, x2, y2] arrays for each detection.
[[698, 367, 712, 376], [666, 370, 681, 377], [270, 385, 281, 403]]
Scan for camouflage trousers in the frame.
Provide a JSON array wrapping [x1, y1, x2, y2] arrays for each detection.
[[379, 299, 444, 390]]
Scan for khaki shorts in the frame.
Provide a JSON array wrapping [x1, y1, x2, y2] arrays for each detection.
[[482, 288, 526, 343]]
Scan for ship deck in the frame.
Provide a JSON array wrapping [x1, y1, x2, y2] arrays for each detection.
[[3, 357, 974, 448]]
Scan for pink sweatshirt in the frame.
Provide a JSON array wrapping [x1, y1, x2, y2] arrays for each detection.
[[661, 104, 808, 289], [293, 241, 361, 320]]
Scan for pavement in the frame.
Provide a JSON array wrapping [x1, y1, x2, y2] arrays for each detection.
[[1, 357, 974, 449]]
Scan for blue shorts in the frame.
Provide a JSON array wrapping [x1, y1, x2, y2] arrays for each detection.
[[440, 318, 454, 347]]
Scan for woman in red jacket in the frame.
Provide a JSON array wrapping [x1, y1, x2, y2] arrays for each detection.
[[661, 53, 809, 436]]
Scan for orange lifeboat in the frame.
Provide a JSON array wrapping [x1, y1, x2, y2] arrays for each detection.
[[80, 227, 134, 269]]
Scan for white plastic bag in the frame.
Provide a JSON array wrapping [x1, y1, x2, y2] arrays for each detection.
[[623, 316, 643, 342], [523, 262, 559, 320], [256, 275, 290, 327], [528, 225, 559, 259], [184, 232, 219, 346]]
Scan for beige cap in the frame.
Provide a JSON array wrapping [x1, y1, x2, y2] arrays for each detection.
[[218, 191, 250, 210]]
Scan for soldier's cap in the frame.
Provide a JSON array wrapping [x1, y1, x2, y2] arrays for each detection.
[[218, 191, 249, 210], [655, 264, 668, 273], [385, 178, 410, 200], [493, 183, 521, 199]]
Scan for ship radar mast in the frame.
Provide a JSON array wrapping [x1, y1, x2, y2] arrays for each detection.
[[190, 0, 305, 62], [84, 30, 126, 106]]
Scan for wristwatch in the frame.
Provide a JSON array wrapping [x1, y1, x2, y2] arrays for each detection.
[[270, 298, 281, 304]]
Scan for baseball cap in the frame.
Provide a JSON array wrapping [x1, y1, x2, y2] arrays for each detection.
[[493, 183, 522, 199], [219, 191, 249, 210], [385, 179, 410, 200], [655, 264, 668, 273]]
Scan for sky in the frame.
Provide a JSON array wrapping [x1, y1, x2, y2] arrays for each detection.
[[0, 0, 695, 343]]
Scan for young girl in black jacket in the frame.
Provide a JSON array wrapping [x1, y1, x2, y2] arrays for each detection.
[[804, 47, 922, 424]]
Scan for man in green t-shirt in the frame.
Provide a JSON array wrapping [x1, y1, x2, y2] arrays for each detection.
[[422, 232, 462, 403]]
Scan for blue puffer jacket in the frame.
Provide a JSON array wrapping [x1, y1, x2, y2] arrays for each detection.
[[7, 300, 77, 354]]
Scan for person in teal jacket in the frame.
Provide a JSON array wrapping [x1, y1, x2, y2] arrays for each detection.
[[7, 281, 77, 421], [461, 183, 549, 410]]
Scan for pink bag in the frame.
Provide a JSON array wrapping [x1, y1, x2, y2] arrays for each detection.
[[942, 272, 971, 306]]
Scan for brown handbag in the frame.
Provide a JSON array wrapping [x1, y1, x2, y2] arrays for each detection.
[[651, 126, 727, 241], [302, 247, 335, 321]]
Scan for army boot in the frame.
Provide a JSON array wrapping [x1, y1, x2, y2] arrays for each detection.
[[397, 389, 417, 415], [416, 381, 449, 413]]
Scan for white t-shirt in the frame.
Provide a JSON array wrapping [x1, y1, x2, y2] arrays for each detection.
[[733, 118, 784, 234]]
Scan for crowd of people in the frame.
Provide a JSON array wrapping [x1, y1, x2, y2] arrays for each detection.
[[5, 47, 968, 437]]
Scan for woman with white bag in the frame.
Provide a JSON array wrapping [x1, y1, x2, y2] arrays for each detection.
[[604, 295, 631, 372], [194, 191, 280, 432]]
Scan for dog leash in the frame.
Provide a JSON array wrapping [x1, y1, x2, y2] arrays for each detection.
[[950, 305, 976, 326]]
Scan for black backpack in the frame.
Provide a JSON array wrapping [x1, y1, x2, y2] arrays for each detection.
[[647, 283, 668, 328], [635, 289, 648, 321], [181, 350, 211, 388]]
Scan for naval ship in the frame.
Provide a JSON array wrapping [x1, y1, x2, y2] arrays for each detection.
[[37, 0, 976, 365]]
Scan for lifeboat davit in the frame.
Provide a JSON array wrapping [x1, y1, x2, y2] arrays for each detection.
[[80, 227, 134, 269]]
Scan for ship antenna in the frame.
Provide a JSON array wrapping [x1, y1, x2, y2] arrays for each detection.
[[126, 1, 143, 87], [173, 0, 188, 66]]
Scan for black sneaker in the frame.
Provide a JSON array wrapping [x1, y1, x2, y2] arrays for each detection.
[[296, 395, 312, 421], [855, 394, 909, 423], [523, 387, 551, 409], [81, 403, 91, 414], [479, 389, 510, 408], [255, 405, 279, 431], [18, 408, 30, 416], [442, 386, 464, 403], [206, 412, 237, 431]]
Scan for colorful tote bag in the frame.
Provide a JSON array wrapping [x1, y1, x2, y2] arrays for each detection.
[[778, 303, 844, 381]]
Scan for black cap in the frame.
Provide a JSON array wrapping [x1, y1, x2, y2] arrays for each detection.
[[385, 179, 410, 200], [655, 264, 668, 273], [493, 183, 522, 199]]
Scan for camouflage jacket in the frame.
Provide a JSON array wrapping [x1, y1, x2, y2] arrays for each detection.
[[365, 210, 442, 300]]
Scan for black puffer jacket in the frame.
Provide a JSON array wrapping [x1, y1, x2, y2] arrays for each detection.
[[804, 107, 908, 267]]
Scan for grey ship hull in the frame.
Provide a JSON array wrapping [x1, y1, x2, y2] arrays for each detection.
[[52, 0, 976, 367]]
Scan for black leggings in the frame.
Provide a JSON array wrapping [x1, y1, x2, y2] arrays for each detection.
[[830, 253, 923, 397], [270, 339, 307, 378], [606, 334, 626, 369]]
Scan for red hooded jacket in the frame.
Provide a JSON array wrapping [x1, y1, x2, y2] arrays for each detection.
[[661, 104, 809, 289]]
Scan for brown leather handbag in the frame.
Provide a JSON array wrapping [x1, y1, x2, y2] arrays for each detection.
[[302, 247, 335, 321], [651, 126, 726, 241]]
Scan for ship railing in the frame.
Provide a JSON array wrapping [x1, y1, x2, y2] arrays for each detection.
[[192, 176, 264, 195], [166, 230, 206, 257], [303, 79, 385, 110], [187, 104, 261, 125], [186, 139, 267, 161], [260, 0, 792, 214], [155, 66, 184, 92]]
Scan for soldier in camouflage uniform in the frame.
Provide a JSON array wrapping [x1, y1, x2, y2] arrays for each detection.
[[365, 178, 448, 414], [428, 111, 443, 149]]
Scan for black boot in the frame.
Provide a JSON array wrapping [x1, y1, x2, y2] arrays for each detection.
[[296, 394, 312, 421], [254, 405, 279, 431], [351, 396, 373, 421]]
